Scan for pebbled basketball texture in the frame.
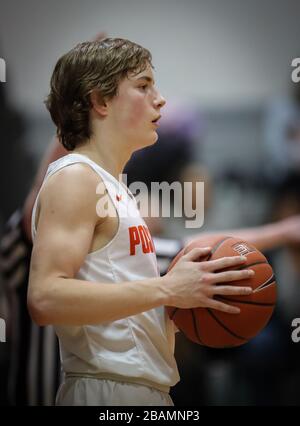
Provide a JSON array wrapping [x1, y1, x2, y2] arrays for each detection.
[[166, 235, 277, 348]]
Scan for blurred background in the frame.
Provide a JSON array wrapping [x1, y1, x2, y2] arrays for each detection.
[[1, 0, 300, 406]]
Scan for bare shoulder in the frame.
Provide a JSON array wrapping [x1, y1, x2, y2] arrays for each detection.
[[39, 162, 102, 225], [31, 163, 105, 287]]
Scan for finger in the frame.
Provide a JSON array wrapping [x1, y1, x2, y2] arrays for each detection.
[[203, 255, 247, 272], [183, 247, 211, 262], [213, 284, 253, 296], [205, 299, 240, 314], [213, 269, 255, 284], [92, 32, 107, 42]]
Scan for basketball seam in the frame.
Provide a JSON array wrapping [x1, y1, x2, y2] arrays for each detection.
[[171, 308, 205, 345], [206, 236, 233, 260], [215, 295, 276, 307], [253, 275, 276, 292], [206, 308, 247, 341], [191, 309, 204, 344]]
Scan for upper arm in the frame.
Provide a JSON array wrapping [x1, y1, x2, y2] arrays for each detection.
[[28, 164, 101, 298]]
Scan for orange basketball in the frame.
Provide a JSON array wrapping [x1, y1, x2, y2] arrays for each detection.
[[166, 235, 277, 348]]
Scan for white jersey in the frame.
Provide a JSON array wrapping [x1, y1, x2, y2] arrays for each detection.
[[31, 153, 179, 394]]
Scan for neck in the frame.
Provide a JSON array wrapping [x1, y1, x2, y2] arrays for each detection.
[[73, 137, 132, 181]]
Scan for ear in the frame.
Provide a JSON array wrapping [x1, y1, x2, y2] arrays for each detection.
[[90, 90, 108, 117]]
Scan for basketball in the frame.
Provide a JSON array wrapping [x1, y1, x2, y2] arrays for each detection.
[[166, 235, 277, 348]]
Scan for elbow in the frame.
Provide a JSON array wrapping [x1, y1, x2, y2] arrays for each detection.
[[27, 291, 53, 326]]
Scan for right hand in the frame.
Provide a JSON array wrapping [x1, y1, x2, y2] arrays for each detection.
[[165, 247, 254, 314]]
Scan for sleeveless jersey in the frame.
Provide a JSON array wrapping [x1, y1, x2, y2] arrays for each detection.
[[31, 153, 179, 393]]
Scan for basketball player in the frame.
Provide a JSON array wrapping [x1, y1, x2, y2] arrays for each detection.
[[3, 154, 300, 408], [26, 38, 257, 406], [3, 47, 300, 405]]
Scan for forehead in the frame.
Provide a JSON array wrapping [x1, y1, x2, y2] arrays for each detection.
[[128, 64, 155, 82]]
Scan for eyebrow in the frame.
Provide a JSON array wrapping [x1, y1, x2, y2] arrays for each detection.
[[136, 76, 155, 85]]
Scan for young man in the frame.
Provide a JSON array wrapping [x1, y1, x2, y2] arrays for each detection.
[[27, 38, 254, 406]]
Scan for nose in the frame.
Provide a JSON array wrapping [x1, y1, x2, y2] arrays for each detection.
[[154, 90, 166, 109]]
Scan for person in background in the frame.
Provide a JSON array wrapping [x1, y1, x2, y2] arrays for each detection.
[[1, 36, 300, 406]]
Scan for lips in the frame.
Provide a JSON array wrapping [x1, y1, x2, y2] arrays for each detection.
[[152, 115, 161, 123]]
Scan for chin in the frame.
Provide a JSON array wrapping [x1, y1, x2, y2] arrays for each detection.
[[136, 133, 158, 150], [149, 133, 159, 146]]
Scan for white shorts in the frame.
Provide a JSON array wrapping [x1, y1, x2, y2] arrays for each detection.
[[55, 377, 174, 406]]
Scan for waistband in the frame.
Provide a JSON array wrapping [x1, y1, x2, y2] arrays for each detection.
[[65, 371, 171, 394]]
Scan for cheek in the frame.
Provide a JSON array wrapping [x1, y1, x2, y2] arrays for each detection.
[[120, 94, 147, 128]]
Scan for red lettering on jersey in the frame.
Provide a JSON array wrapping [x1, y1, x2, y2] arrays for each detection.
[[129, 226, 140, 255], [143, 226, 155, 253], [138, 225, 150, 253], [129, 225, 154, 255]]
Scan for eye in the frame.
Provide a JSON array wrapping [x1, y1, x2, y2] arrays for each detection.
[[139, 84, 148, 91]]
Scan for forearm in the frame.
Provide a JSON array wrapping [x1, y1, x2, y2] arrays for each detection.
[[185, 221, 287, 252], [28, 275, 170, 326], [225, 221, 287, 251]]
